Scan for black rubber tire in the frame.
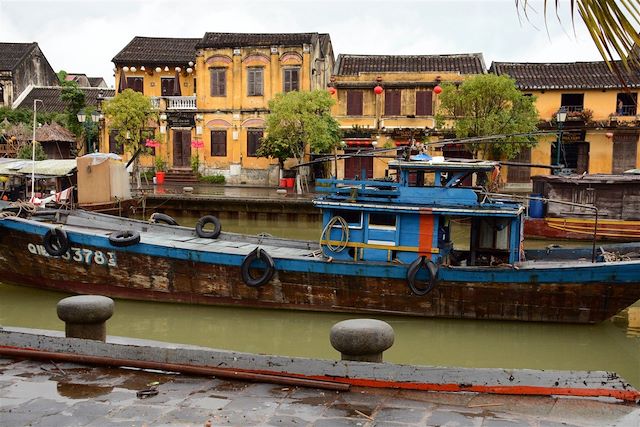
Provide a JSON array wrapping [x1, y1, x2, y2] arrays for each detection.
[[109, 230, 141, 247], [407, 256, 438, 296], [43, 228, 70, 257], [150, 212, 178, 226], [195, 215, 222, 239], [241, 247, 275, 288]]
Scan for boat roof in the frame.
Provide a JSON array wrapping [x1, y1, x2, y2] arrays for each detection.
[[389, 159, 499, 172]]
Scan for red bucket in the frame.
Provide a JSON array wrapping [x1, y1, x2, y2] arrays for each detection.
[[155, 171, 165, 184], [286, 177, 295, 188], [279, 178, 287, 188]]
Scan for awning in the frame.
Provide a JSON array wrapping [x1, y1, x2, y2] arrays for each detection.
[[14, 159, 77, 178]]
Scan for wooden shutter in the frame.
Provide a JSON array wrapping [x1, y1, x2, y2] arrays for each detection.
[[247, 70, 255, 95], [613, 132, 639, 173], [161, 78, 173, 96], [385, 90, 401, 116], [247, 130, 263, 156], [347, 91, 363, 116], [256, 69, 263, 95], [126, 77, 144, 93], [211, 130, 227, 156], [416, 91, 433, 116], [284, 68, 299, 92], [210, 69, 225, 96]]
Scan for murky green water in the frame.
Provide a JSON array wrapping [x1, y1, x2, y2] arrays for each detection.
[[1, 215, 638, 387]]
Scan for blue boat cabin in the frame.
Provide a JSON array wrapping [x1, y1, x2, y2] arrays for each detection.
[[314, 159, 524, 267]]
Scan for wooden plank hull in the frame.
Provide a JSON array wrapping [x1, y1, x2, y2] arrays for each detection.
[[2, 222, 640, 324], [525, 217, 640, 241]]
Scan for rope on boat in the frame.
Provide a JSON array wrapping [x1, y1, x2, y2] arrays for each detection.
[[0, 200, 38, 219], [320, 216, 350, 254]]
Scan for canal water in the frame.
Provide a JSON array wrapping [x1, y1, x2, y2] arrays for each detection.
[[1, 215, 638, 387]]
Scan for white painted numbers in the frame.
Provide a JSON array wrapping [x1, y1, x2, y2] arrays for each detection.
[[27, 244, 117, 267]]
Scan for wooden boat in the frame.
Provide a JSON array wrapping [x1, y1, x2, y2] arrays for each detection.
[[525, 174, 640, 241], [1, 159, 640, 323]]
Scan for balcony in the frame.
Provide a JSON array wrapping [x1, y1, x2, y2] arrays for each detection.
[[616, 105, 637, 116], [166, 96, 196, 110]]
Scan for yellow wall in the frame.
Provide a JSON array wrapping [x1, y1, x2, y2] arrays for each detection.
[[115, 68, 196, 97]]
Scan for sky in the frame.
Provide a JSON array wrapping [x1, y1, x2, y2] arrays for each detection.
[[0, 0, 609, 87]]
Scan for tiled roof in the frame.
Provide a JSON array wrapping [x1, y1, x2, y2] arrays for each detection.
[[87, 77, 107, 88], [197, 32, 318, 48], [14, 86, 115, 113], [489, 61, 640, 90], [335, 54, 486, 76], [0, 42, 37, 71], [112, 37, 200, 66]]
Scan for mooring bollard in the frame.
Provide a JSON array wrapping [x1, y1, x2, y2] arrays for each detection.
[[56, 295, 114, 342], [330, 318, 394, 363]]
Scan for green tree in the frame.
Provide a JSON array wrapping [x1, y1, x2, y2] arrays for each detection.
[[60, 80, 86, 138], [17, 141, 47, 161], [103, 89, 155, 188], [435, 74, 539, 160], [258, 90, 341, 170]]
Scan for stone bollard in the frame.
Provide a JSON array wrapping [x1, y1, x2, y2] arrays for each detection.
[[330, 318, 394, 363], [57, 295, 114, 342]]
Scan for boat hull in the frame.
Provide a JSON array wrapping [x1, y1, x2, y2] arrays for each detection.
[[525, 217, 640, 241], [2, 225, 640, 324]]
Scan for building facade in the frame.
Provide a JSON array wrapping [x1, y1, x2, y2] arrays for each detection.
[[0, 42, 58, 108], [490, 61, 640, 188], [330, 54, 486, 179], [105, 33, 334, 184]]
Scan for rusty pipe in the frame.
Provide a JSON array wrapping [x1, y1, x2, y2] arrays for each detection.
[[0, 347, 350, 391]]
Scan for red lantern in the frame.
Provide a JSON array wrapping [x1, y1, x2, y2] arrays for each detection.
[[433, 85, 443, 94], [374, 85, 383, 95], [328, 87, 336, 95]]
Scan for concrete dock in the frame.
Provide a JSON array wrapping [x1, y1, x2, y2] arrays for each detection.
[[2, 356, 639, 427]]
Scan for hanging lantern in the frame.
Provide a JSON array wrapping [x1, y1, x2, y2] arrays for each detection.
[[130, 66, 137, 72], [164, 66, 169, 71], [140, 66, 145, 71], [433, 85, 443, 94], [155, 67, 161, 73], [175, 67, 181, 72], [328, 87, 336, 95], [374, 85, 383, 95], [122, 66, 129, 72], [186, 67, 193, 74]]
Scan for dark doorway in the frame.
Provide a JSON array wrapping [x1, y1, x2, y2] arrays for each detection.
[[560, 93, 584, 111], [550, 141, 589, 173], [172, 129, 191, 168], [344, 148, 373, 179]]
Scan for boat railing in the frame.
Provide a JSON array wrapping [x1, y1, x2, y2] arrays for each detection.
[[316, 178, 400, 201], [476, 190, 600, 263]]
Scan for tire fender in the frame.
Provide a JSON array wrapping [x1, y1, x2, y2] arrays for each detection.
[[195, 215, 222, 239], [407, 256, 438, 296], [241, 247, 276, 288], [150, 212, 179, 226], [109, 230, 141, 247], [43, 228, 70, 257]]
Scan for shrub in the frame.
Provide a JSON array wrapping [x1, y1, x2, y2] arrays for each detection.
[[200, 174, 226, 184]]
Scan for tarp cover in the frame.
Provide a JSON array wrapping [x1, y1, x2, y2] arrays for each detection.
[[11, 159, 77, 177]]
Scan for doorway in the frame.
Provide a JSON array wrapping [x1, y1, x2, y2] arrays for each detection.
[[172, 129, 192, 168]]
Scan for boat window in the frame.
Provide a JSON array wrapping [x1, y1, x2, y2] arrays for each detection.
[[369, 213, 396, 230], [478, 218, 510, 250], [334, 210, 362, 228]]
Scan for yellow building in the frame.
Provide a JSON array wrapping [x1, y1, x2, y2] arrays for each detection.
[[106, 36, 200, 172], [194, 32, 333, 184], [490, 61, 640, 189], [105, 33, 334, 185], [330, 53, 486, 179]]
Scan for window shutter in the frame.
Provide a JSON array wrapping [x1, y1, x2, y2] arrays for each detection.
[[284, 69, 291, 92], [416, 91, 433, 116], [210, 71, 217, 96], [248, 70, 255, 95], [219, 70, 225, 95], [292, 69, 299, 91], [347, 91, 363, 116], [256, 69, 263, 95], [385, 90, 401, 116]]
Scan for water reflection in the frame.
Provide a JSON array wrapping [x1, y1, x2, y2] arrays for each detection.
[[1, 283, 638, 388]]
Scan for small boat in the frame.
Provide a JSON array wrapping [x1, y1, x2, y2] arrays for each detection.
[[1, 158, 640, 323], [525, 173, 640, 241]]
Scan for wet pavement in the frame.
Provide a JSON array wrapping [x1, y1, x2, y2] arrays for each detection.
[[1, 357, 638, 427]]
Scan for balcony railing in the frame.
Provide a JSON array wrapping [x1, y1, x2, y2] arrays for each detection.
[[616, 105, 637, 116], [166, 96, 196, 110], [561, 105, 584, 112]]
